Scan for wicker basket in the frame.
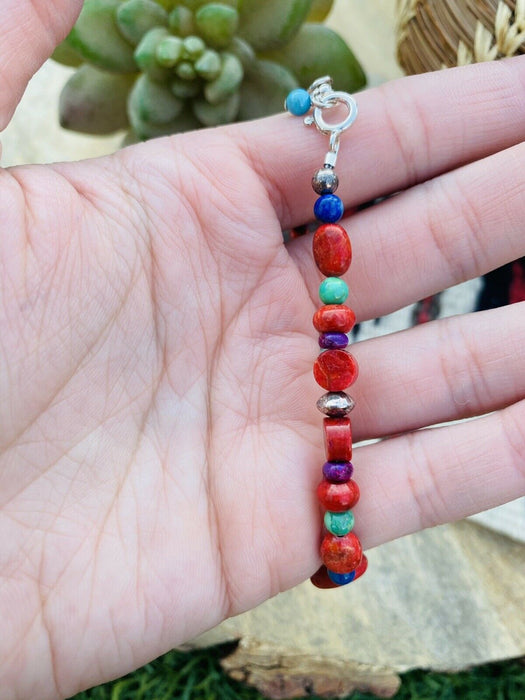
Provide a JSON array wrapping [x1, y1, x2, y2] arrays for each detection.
[[397, 0, 525, 74]]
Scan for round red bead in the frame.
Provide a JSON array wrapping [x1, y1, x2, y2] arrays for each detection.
[[313, 350, 358, 391], [317, 478, 360, 511], [313, 224, 352, 277], [323, 417, 353, 461], [313, 305, 356, 333], [321, 532, 363, 574]]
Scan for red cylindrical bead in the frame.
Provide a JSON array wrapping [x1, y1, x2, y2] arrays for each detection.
[[313, 304, 356, 334], [313, 350, 358, 391], [317, 478, 360, 512], [323, 417, 352, 461], [321, 532, 363, 574], [313, 223, 352, 277]]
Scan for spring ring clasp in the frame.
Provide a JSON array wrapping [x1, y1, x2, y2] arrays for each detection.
[[304, 76, 358, 167]]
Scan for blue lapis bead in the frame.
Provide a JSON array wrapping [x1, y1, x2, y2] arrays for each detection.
[[285, 88, 311, 116], [327, 569, 356, 586], [314, 194, 344, 223]]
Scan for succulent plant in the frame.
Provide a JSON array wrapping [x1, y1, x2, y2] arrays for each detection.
[[53, 0, 366, 141]]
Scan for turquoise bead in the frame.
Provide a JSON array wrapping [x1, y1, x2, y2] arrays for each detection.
[[324, 510, 355, 536], [327, 569, 356, 585], [285, 88, 311, 116], [319, 277, 349, 304]]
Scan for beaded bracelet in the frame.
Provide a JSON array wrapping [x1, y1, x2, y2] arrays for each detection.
[[285, 78, 368, 589]]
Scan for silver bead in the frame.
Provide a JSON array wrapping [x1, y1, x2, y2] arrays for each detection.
[[312, 167, 339, 195], [316, 392, 355, 417]]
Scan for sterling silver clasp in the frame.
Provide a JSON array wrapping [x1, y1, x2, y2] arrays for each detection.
[[304, 76, 358, 167]]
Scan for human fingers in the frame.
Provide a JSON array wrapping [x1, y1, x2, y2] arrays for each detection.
[[236, 56, 525, 230], [346, 303, 525, 442], [0, 1, 82, 129], [355, 398, 525, 550], [288, 137, 525, 322]]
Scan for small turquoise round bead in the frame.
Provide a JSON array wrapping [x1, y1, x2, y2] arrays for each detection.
[[285, 88, 311, 116], [324, 510, 355, 536], [327, 569, 356, 586], [314, 194, 344, 223], [319, 277, 349, 305]]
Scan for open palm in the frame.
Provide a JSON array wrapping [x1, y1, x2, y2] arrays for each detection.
[[1, 4, 525, 699]]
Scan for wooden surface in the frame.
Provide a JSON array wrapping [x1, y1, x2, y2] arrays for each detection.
[[2, 1, 524, 697]]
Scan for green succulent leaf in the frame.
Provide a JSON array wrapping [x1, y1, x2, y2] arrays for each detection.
[[59, 64, 135, 134], [182, 0, 238, 9], [195, 3, 239, 49], [238, 0, 312, 51], [168, 6, 195, 36], [238, 59, 298, 120], [51, 40, 84, 68], [194, 49, 222, 80], [134, 27, 172, 81], [66, 0, 137, 73], [227, 37, 255, 69], [129, 106, 201, 139], [193, 91, 240, 126], [264, 23, 366, 93], [116, 0, 168, 46], [204, 52, 243, 104], [128, 73, 184, 127], [156, 36, 184, 67], [171, 76, 202, 98], [306, 0, 333, 21]]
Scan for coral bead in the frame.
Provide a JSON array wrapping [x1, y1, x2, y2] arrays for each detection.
[[317, 478, 360, 511], [314, 194, 344, 223], [321, 532, 363, 573], [313, 224, 352, 277], [313, 305, 356, 333], [310, 565, 339, 589], [353, 554, 368, 581], [323, 417, 353, 461], [314, 350, 358, 391]]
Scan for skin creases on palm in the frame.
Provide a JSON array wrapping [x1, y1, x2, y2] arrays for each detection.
[[0, 133, 324, 698]]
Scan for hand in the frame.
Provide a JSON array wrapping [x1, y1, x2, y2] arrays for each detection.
[[1, 3, 524, 698]]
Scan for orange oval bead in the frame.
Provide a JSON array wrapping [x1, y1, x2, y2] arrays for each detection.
[[321, 532, 363, 574], [313, 350, 358, 391], [313, 224, 352, 277], [317, 478, 360, 511], [313, 304, 356, 333], [323, 417, 353, 461]]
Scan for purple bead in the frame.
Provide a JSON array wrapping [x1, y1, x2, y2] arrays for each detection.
[[322, 461, 354, 483], [319, 332, 349, 350]]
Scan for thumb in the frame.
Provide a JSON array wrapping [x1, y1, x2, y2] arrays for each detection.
[[0, 0, 83, 130]]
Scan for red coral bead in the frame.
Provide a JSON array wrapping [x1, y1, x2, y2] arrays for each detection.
[[317, 478, 360, 511], [313, 224, 352, 277], [353, 554, 368, 581], [321, 532, 363, 574], [310, 565, 339, 589], [313, 305, 356, 334], [323, 417, 353, 461], [313, 350, 358, 391]]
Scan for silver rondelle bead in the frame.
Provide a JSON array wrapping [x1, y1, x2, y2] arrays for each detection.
[[316, 392, 355, 417], [312, 167, 339, 195]]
